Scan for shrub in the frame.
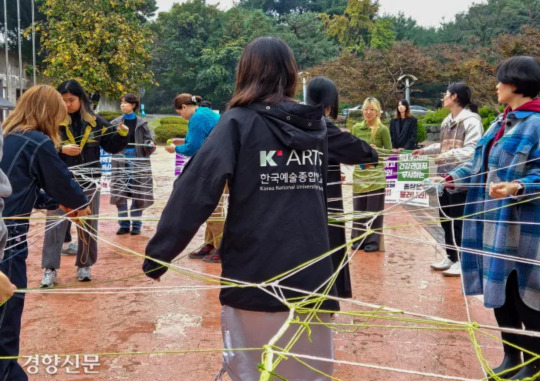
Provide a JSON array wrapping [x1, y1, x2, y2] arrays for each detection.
[[154, 123, 189, 142], [98, 111, 122, 121], [160, 116, 185, 125], [416, 120, 427, 143], [478, 106, 499, 131], [420, 108, 450, 125], [346, 109, 363, 129]]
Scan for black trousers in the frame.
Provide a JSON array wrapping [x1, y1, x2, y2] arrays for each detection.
[[438, 190, 467, 262], [0, 235, 29, 381], [351, 189, 385, 248], [494, 271, 540, 361]]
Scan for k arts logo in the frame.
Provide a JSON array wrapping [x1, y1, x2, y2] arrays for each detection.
[[260, 150, 283, 167], [260, 149, 323, 167]]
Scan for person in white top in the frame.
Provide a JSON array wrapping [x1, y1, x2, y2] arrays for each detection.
[[413, 82, 483, 277]]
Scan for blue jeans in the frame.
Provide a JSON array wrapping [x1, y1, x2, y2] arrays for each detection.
[[116, 149, 143, 230], [117, 202, 143, 229], [0, 229, 29, 380]]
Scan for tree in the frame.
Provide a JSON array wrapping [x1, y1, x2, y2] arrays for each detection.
[[39, 0, 155, 103], [319, 0, 384, 54], [238, 0, 348, 15], [309, 41, 439, 108], [278, 12, 339, 69], [144, 0, 223, 112]]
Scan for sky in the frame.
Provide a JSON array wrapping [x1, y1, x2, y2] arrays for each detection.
[[155, 0, 487, 28]]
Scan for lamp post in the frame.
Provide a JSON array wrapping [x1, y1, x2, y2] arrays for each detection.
[[398, 74, 418, 104], [298, 71, 310, 104]]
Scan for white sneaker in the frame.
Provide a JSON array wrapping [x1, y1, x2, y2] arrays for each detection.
[[443, 261, 462, 277], [430, 257, 454, 271], [40, 269, 57, 288], [77, 267, 92, 282], [61, 242, 78, 256]]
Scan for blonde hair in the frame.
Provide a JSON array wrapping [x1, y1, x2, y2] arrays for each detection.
[[362, 97, 382, 142], [2, 85, 67, 146]]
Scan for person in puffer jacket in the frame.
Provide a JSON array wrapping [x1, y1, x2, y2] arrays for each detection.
[[144, 37, 338, 381]]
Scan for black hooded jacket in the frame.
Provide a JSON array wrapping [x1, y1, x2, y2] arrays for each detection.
[[144, 102, 340, 312]]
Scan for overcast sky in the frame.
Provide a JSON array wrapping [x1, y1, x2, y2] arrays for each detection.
[[155, 0, 487, 28]]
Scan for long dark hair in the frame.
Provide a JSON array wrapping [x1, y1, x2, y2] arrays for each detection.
[[57, 79, 96, 117], [229, 37, 297, 109], [447, 82, 478, 113], [395, 99, 412, 119], [306, 77, 339, 119]]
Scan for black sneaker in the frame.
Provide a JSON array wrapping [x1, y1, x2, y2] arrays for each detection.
[[189, 244, 214, 259], [130, 227, 141, 235], [116, 227, 130, 235]]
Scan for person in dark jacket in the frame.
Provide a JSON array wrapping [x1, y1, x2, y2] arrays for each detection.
[[0, 126, 14, 305], [306, 76, 378, 298], [144, 37, 338, 380], [110, 93, 156, 236], [40, 80, 128, 287], [389, 99, 417, 152], [0, 85, 89, 381]]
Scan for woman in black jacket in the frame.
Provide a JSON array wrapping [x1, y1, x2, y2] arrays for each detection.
[[306, 76, 378, 298], [40, 80, 128, 287], [389, 99, 417, 152], [0, 85, 89, 381], [144, 37, 340, 380]]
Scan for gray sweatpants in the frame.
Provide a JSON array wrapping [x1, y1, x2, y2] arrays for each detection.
[[221, 306, 334, 380], [42, 188, 100, 269]]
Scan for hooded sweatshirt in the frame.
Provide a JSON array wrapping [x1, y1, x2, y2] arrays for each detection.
[[144, 102, 340, 312], [423, 108, 483, 175]]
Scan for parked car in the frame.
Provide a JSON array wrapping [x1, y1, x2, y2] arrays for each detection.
[[409, 105, 429, 116], [342, 105, 362, 117]]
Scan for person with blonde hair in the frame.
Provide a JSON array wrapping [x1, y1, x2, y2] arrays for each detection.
[[0, 85, 89, 380], [40, 79, 128, 287], [350, 97, 392, 252]]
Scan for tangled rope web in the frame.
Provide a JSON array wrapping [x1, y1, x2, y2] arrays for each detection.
[[1, 150, 539, 381]]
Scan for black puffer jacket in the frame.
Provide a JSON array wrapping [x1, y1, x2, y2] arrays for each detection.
[[145, 102, 340, 312]]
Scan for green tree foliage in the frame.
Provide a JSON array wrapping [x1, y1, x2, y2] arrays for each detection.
[[145, 2, 339, 111], [320, 0, 382, 54], [238, 0, 348, 15], [278, 12, 339, 68], [39, 0, 155, 103]]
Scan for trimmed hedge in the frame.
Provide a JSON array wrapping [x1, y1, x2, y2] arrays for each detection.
[[155, 123, 188, 143], [160, 116, 185, 125], [98, 111, 122, 121]]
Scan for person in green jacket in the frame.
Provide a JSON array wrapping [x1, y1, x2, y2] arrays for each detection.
[[350, 97, 392, 252]]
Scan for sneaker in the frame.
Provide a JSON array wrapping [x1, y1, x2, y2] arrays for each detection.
[[77, 267, 92, 282], [61, 242, 78, 256], [443, 261, 462, 277], [202, 249, 221, 263], [364, 243, 379, 252], [116, 227, 130, 235], [130, 227, 141, 235], [188, 244, 214, 259], [40, 269, 57, 288], [430, 257, 454, 271]]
